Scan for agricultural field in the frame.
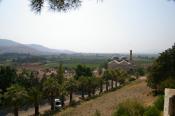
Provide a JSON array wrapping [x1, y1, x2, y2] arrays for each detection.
[[0, 53, 156, 70]]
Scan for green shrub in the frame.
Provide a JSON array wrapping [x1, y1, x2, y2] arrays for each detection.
[[143, 106, 160, 116], [112, 99, 145, 116], [154, 95, 164, 111], [160, 78, 175, 90]]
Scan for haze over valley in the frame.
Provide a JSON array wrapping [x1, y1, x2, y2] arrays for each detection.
[[0, 0, 175, 116]]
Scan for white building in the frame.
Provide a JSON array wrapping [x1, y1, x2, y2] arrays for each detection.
[[108, 50, 134, 71]]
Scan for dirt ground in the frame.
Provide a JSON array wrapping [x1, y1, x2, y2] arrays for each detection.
[[58, 78, 156, 116]]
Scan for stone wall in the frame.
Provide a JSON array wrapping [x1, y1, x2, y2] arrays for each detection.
[[164, 88, 175, 116]]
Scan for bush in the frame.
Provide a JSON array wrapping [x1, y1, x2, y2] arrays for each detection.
[[112, 99, 145, 116], [154, 95, 164, 111], [143, 106, 160, 116], [160, 78, 175, 90], [147, 43, 175, 92], [136, 67, 145, 76]]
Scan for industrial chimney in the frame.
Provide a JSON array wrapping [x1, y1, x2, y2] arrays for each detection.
[[130, 50, 132, 61]]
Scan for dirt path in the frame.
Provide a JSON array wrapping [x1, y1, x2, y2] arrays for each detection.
[[58, 79, 156, 116]]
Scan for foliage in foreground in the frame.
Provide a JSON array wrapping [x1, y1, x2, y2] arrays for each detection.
[[147, 43, 175, 93], [112, 99, 161, 116], [0, 66, 17, 92], [154, 95, 164, 111], [30, 0, 81, 13], [143, 106, 160, 116], [3, 84, 28, 116], [112, 99, 145, 116]]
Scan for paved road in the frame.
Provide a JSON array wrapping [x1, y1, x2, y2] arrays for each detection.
[[5, 95, 79, 116]]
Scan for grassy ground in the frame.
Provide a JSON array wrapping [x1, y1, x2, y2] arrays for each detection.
[[58, 79, 156, 116]]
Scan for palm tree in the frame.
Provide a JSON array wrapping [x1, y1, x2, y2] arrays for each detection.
[[78, 76, 88, 99], [28, 87, 42, 116], [98, 78, 104, 93], [17, 70, 42, 116], [3, 84, 28, 116], [65, 78, 77, 105], [118, 69, 128, 85], [43, 77, 60, 110], [102, 70, 111, 92], [59, 83, 67, 108], [109, 70, 114, 89], [16, 69, 32, 89], [91, 77, 99, 96], [87, 77, 93, 97], [112, 70, 119, 88]]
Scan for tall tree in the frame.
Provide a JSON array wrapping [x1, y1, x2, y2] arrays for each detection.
[[65, 78, 77, 105], [43, 77, 60, 110], [17, 70, 42, 116], [102, 70, 111, 91], [28, 87, 42, 116], [0, 66, 17, 93], [113, 69, 119, 88], [86, 77, 93, 97], [115, 69, 128, 85], [98, 77, 104, 93], [75, 65, 92, 80], [3, 84, 28, 116], [109, 70, 115, 89], [147, 43, 175, 92], [90, 77, 99, 96], [56, 63, 64, 84], [78, 76, 88, 99], [16, 69, 30, 88], [28, 74, 42, 116], [59, 83, 67, 108]]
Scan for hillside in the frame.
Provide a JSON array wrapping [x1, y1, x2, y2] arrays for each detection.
[[27, 44, 75, 54], [0, 39, 20, 47], [58, 78, 156, 116], [2, 77, 156, 116], [0, 39, 75, 55]]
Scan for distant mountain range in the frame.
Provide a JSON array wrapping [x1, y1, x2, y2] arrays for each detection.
[[0, 39, 75, 55]]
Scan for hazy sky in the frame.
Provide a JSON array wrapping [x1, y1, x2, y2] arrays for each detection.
[[0, 0, 175, 53]]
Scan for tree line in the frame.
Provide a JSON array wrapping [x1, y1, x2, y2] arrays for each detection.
[[0, 64, 131, 116]]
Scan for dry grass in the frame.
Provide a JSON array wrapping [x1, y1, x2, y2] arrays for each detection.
[[57, 79, 156, 116]]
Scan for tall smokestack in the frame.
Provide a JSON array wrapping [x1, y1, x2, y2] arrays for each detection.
[[130, 50, 132, 61]]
